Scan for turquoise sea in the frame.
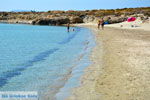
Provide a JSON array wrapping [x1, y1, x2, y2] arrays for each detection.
[[0, 23, 95, 100]]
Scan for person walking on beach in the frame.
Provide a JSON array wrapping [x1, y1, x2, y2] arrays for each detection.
[[67, 23, 70, 32], [101, 18, 105, 30], [98, 20, 101, 29]]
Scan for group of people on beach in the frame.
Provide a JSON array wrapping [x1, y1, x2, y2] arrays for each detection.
[[67, 18, 105, 32], [98, 18, 105, 30]]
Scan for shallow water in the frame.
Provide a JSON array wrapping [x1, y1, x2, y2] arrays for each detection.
[[0, 23, 95, 100]]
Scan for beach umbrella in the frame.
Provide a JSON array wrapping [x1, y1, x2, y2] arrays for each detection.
[[127, 17, 136, 22]]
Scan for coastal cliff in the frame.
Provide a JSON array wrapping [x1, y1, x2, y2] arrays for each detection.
[[0, 7, 149, 25]]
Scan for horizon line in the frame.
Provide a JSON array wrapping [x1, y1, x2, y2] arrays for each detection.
[[0, 6, 149, 12]]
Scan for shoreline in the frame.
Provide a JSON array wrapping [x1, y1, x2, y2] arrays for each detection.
[[67, 23, 150, 100], [55, 27, 96, 100], [67, 24, 103, 100]]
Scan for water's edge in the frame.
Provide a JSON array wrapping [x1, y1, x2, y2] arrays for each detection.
[[55, 27, 96, 100]]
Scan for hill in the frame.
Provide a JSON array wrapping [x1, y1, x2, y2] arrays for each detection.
[[0, 7, 149, 25]]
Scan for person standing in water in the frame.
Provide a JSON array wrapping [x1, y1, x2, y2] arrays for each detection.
[[67, 23, 70, 32]]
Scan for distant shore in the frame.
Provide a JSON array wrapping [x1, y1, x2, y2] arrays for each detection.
[[67, 22, 150, 100], [0, 7, 149, 26]]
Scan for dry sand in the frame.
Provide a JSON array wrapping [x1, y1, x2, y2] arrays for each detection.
[[67, 22, 150, 100]]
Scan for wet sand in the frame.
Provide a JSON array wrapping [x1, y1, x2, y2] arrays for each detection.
[[67, 23, 150, 100]]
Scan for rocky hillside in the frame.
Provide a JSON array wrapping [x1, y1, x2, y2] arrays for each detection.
[[0, 7, 149, 25]]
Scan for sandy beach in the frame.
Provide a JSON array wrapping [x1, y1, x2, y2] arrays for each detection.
[[67, 22, 150, 100], [0, 0, 149, 99]]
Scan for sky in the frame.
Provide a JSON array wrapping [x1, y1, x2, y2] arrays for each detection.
[[0, 0, 150, 11]]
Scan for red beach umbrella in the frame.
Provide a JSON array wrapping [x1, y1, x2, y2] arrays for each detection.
[[127, 17, 136, 22]]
